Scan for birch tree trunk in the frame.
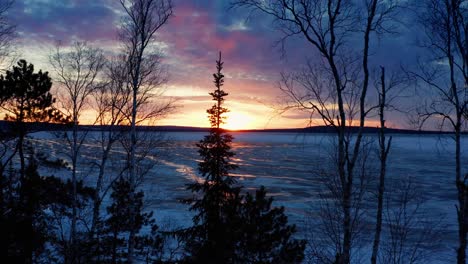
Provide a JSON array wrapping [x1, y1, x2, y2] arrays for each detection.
[[371, 67, 392, 264], [118, 1, 173, 262]]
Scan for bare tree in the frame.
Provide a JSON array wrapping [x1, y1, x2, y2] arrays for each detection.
[[49, 41, 106, 263], [118, 0, 173, 262], [409, 1, 468, 262], [0, 0, 16, 175], [370, 66, 409, 264], [380, 178, 443, 264], [231, 1, 401, 262], [88, 58, 131, 240], [304, 138, 375, 264], [0, 0, 19, 173], [0, 0, 15, 69]]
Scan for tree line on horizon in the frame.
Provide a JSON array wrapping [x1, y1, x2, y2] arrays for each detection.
[[0, 0, 467, 264]]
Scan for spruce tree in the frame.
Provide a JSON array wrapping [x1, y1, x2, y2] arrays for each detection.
[[94, 177, 162, 264], [234, 187, 306, 263], [184, 52, 240, 263], [184, 52, 305, 264]]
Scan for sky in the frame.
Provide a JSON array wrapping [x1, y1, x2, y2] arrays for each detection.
[[9, 0, 424, 130]]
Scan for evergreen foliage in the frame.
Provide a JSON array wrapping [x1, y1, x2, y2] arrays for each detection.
[[0, 59, 69, 177], [0, 59, 68, 124], [2, 158, 54, 263], [233, 187, 306, 263], [0, 156, 94, 263], [183, 52, 240, 263], [91, 176, 163, 263], [183, 52, 305, 264]]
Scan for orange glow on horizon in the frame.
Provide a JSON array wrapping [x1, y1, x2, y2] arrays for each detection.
[[222, 112, 255, 131], [0, 99, 387, 130]]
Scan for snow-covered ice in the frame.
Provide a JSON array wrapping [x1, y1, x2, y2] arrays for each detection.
[[27, 131, 468, 263]]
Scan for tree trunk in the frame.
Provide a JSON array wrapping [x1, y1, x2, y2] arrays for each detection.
[[69, 115, 78, 264], [328, 50, 350, 264], [90, 146, 110, 237], [371, 67, 391, 264], [18, 133, 25, 179], [341, 179, 352, 264], [456, 125, 466, 264], [127, 65, 139, 264]]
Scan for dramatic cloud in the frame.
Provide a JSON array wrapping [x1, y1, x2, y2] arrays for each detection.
[[9, 0, 425, 129], [13, 0, 119, 43]]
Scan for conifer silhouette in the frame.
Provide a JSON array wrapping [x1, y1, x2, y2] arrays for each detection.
[[184, 52, 240, 263], [0, 60, 69, 177], [183, 52, 305, 264]]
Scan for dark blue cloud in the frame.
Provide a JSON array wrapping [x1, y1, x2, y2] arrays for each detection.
[[11, 0, 118, 43]]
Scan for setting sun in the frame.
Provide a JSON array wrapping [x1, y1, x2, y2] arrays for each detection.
[[223, 112, 255, 131]]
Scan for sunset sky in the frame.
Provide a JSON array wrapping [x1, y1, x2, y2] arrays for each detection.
[[10, 0, 423, 130]]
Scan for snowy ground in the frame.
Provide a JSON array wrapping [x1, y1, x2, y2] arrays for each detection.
[[28, 131, 468, 263]]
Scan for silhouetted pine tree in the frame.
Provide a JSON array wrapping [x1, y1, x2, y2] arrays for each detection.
[[0, 59, 69, 177], [233, 187, 306, 263], [3, 158, 52, 263], [182, 52, 240, 263], [93, 176, 162, 263], [183, 52, 305, 264], [0, 155, 94, 263]]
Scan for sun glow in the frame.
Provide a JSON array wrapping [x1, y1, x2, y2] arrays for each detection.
[[223, 112, 255, 131]]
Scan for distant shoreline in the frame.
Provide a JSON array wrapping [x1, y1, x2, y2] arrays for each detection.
[[0, 120, 464, 135]]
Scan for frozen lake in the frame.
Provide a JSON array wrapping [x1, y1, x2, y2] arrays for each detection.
[[30, 131, 468, 263]]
